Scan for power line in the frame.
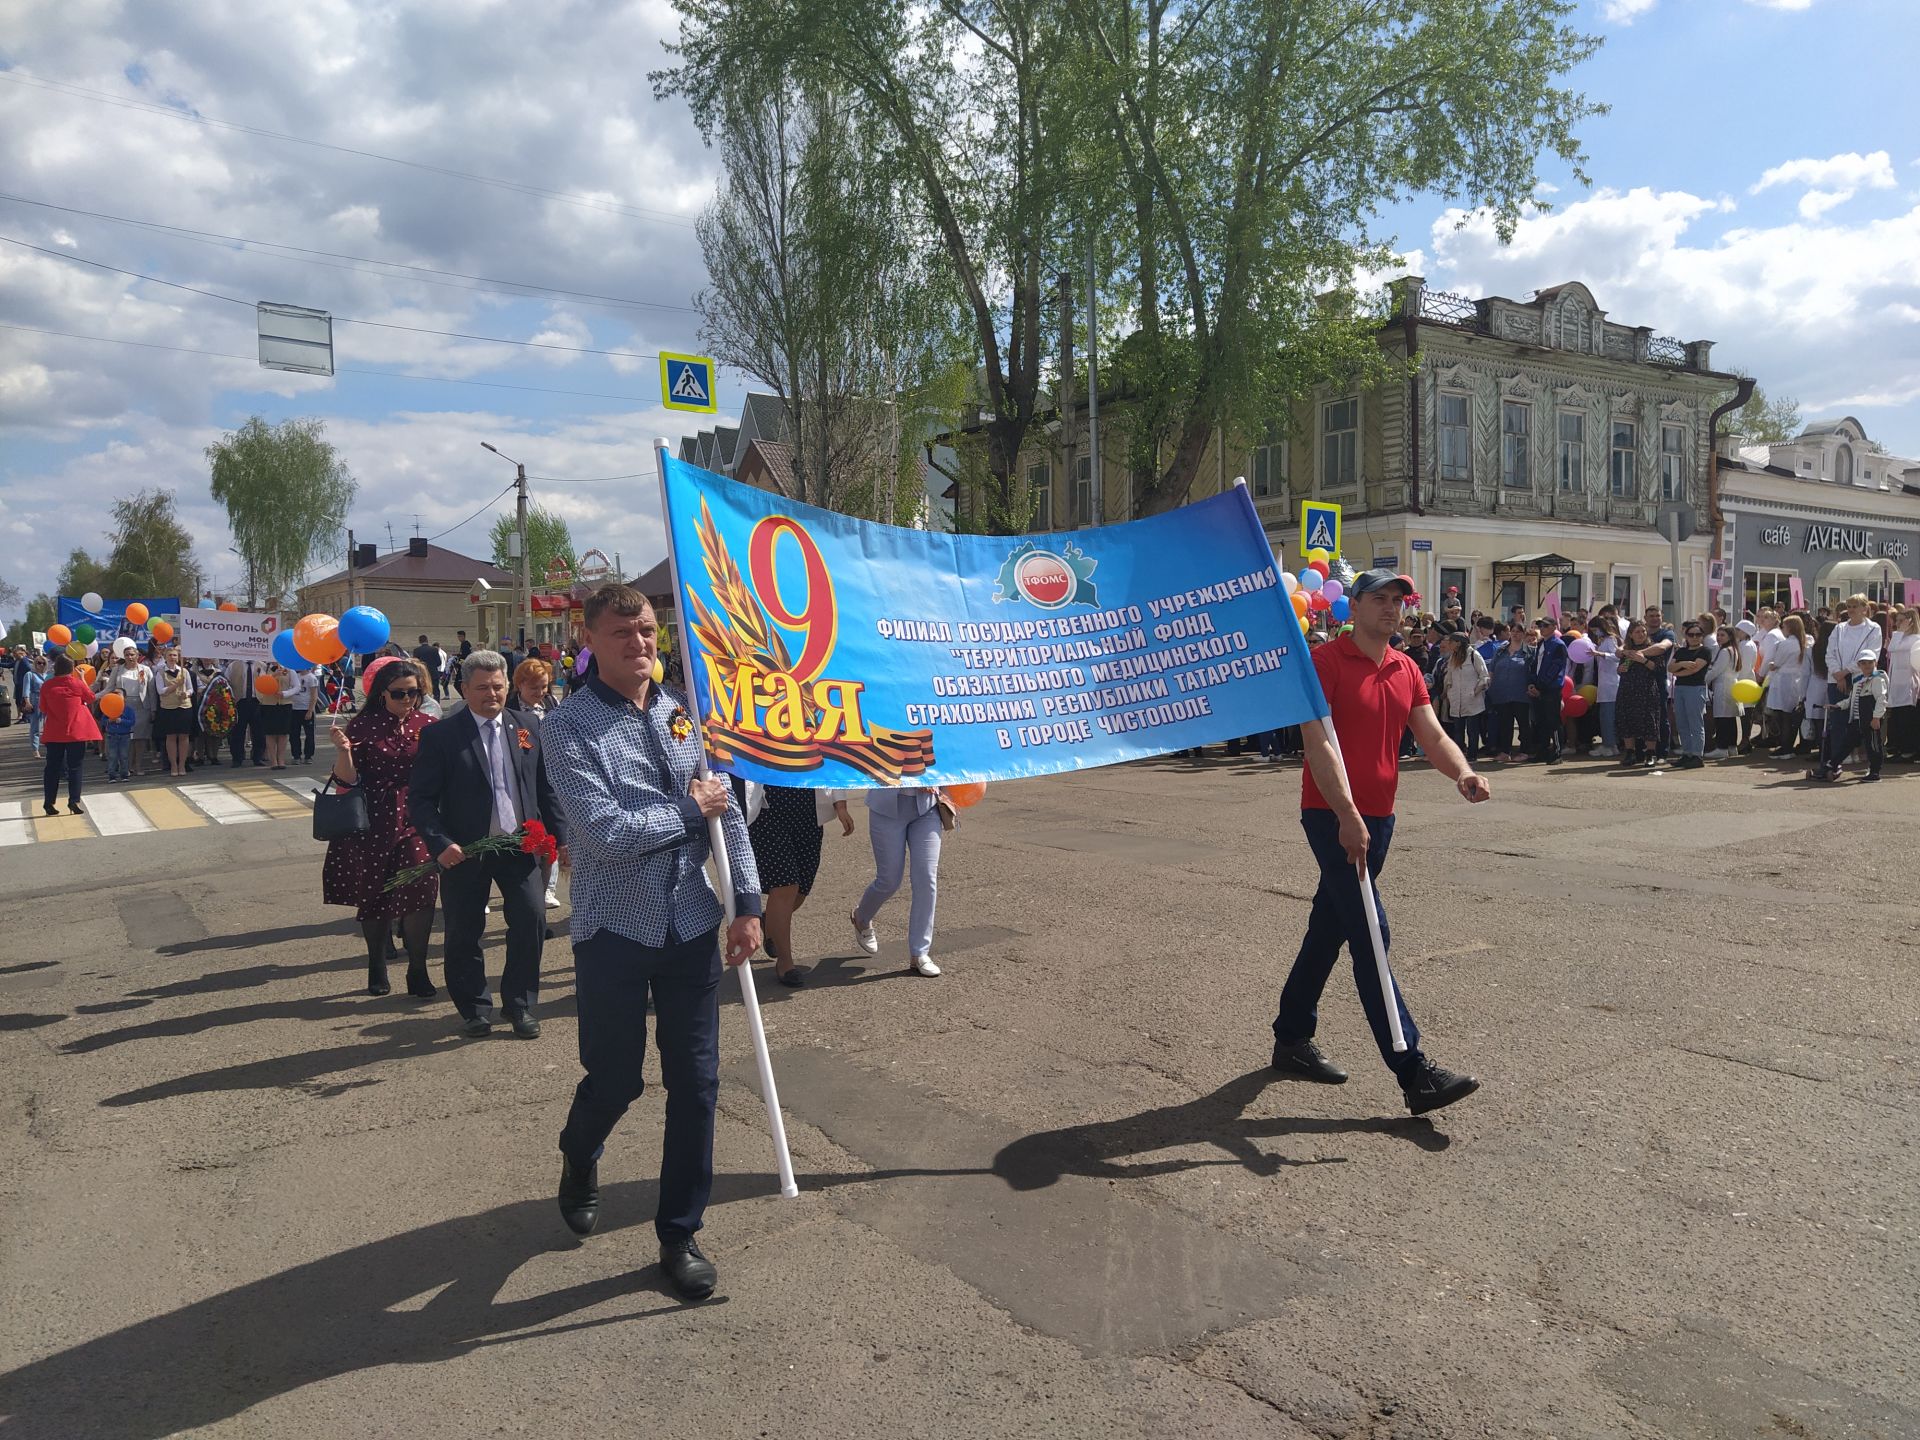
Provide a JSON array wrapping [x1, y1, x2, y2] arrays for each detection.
[[0, 68, 701, 228], [425, 482, 519, 543], [0, 192, 700, 315], [0, 235, 681, 365]]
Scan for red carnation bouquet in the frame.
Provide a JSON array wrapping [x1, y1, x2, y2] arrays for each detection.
[[385, 820, 559, 891]]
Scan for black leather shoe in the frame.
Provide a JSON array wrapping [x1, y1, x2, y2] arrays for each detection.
[[659, 1239, 717, 1300], [367, 963, 391, 997], [1271, 1038, 1348, 1084], [507, 1009, 541, 1039], [460, 1015, 493, 1037], [558, 1155, 599, 1236], [405, 965, 437, 999], [1401, 1055, 1480, 1116]]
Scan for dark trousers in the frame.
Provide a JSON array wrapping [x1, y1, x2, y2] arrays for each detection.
[[1864, 714, 1885, 777], [42, 741, 85, 808], [1530, 691, 1563, 760], [1273, 810, 1421, 1077], [1819, 683, 1852, 773], [559, 926, 722, 1244], [228, 698, 265, 764], [1490, 700, 1530, 755], [439, 849, 544, 1020], [1442, 716, 1481, 763], [292, 710, 316, 761], [1888, 704, 1919, 759]]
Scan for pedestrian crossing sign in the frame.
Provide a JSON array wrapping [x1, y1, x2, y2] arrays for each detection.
[[660, 352, 718, 414], [1300, 501, 1341, 558]]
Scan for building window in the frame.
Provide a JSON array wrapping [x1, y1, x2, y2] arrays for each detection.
[[1438, 394, 1471, 483], [1661, 576, 1676, 611], [1439, 566, 1469, 611], [1612, 573, 1634, 613], [1610, 420, 1637, 497], [1558, 411, 1585, 492], [1560, 573, 1584, 611], [1744, 567, 1795, 615], [1252, 424, 1288, 498], [1834, 443, 1854, 485], [1320, 398, 1358, 493], [1659, 424, 1687, 501], [1501, 402, 1531, 489], [1499, 581, 1528, 618], [1074, 454, 1094, 524], [1026, 461, 1051, 531]]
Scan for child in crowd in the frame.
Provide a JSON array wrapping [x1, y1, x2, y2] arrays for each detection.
[[104, 697, 137, 781], [1850, 654, 1889, 783]]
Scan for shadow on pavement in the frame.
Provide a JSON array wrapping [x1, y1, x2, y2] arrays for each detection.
[[61, 991, 392, 1055], [991, 1067, 1448, 1191], [155, 921, 357, 957], [130, 958, 360, 1000], [0, 1173, 840, 1440]]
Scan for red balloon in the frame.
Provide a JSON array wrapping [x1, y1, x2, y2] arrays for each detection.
[[1560, 675, 1575, 700], [1308, 559, 1330, 578], [945, 782, 987, 808], [1309, 591, 1331, 611], [1562, 694, 1590, 719]]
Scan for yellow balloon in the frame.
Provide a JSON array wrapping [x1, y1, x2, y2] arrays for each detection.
[[1578, 684, 1598, 704], [650, 658, 665, 684], [1305, 548, 1330, 564], [1731, 679, 1763, 706]]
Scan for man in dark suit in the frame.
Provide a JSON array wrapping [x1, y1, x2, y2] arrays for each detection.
[[409, 649, 569, 1038]]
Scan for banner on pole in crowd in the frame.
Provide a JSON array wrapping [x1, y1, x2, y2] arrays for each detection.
[[55, 596, 180, 646], [658, 453, 1328, 788], [175, 610, 281, 663]]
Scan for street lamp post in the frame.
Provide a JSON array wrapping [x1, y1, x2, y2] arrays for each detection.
[[481, 442, 532, 649]]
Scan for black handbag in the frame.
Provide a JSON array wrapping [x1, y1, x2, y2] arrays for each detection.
[[312, 776, 369, 842]]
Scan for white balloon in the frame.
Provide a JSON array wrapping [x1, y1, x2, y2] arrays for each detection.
[[1281, 572, 1300, 595], [113, 636, 136, 656], [86, 640, 100, 658], [81, 591, 104, 613]]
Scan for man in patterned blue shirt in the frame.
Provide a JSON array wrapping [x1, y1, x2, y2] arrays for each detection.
[[541, 583, 763, 1301]]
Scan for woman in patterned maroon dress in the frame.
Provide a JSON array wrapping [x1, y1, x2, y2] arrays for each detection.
[[322, 658, 440, 996]]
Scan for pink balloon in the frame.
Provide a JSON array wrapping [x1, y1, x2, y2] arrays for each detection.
[[575, 647, 593, 675]]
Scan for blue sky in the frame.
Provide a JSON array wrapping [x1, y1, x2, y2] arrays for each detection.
[[2, 0, 1916, 615]]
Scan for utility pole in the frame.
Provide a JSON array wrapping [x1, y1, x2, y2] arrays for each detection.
[[346, 529, 359, 609], [1057, 269, 1074, 530], [1086, 230, 1101, 524], [482, 441, 533, 649]]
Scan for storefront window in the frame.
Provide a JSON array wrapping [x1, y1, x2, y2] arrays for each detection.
[[1501, 402, 1531, 489], [1744, 567, 1795, 614]]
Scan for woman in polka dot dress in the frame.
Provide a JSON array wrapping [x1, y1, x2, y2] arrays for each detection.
[[321, 658, 441, 997], [747, 784, 852, 987]]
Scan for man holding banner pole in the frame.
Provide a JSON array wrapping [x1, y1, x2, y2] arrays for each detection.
[[1272, 568, 1490, 1116]]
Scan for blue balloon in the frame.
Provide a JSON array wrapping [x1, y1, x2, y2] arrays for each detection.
[[43, 640, 60, 655], [199, 597, 218, 608], [1330, 597, 1351, 622], [271, 629, 316, 671], [337, 605, 391, 653]]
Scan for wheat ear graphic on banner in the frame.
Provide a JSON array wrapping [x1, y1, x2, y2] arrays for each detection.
[[685, 498, 935, 783]]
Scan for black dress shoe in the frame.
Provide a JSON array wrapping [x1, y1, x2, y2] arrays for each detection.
[[66, 802, 85, 816], [405, 965, 437, 999], [1270, 1038, 1349, 1084], [659, 1239, 717, 1300], [460, 1015, 493, 1037], [507, 1009, 541, 1039], [367, 963, 391, 997], [557, 1154, 599, 1235], [1400, 1055, 1481, 1116]]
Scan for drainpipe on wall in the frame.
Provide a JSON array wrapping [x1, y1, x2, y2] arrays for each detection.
[[1706, 375, 1755, 562], [1403, 299, 1423, 516]]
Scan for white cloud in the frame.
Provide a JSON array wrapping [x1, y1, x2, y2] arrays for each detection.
[[1426, 185, 1920, 448], [1753, 149, 1896, 196], [1603, 0, 1658, 21]]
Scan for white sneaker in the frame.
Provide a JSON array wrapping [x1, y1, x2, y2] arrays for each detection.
[[544, 887, 560, 910], [851, 915, 879, 955], [1703, 748, 1727, 760], [907, 953, 941, 977]]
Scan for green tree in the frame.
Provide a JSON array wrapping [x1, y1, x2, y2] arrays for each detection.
[[490, 504, 577, 587], [101, 489, 201, 601], [24, 594, 55, 636], [207, 417, 357, 609], [56, 548, 110, 601], [1735, 382, 1801, 444]]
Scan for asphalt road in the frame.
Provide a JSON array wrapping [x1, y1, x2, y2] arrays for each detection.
[[1, 725, 1915, 1439]]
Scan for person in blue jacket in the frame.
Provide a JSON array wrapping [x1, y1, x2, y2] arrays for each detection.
[[1526, 619, 1570, 764], [1484, 624, 1533, 762]]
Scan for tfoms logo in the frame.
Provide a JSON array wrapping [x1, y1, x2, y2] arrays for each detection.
[[993, 542, 1098, 611]]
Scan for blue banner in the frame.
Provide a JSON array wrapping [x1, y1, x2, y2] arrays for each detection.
[[659, 455, 1327, 788], [56, 596, 181, 647]]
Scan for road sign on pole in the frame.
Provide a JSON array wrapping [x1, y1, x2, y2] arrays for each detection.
[[660, 352, 718, 414], [1300, 501, 1342, 557]]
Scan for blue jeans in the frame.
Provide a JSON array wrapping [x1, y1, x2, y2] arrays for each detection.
[[559, 926, 721, 1244], [1673, 684, 1706, 757], [1273, 809, 1422, 1077], [28, 709, 43, 750], [855, 804, 943, 958], [105, 732, 131, 779], [1597, 700, 1617, 751]]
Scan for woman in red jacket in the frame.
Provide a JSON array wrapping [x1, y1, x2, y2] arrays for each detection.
[[38, 654, 102, 816]]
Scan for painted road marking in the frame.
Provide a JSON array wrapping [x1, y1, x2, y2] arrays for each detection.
[[226, 779, 308, 821], [83, 792, 155, 836], [178, 784, 269, 825], [130, 788, 210, 831], [32, 812, 92, 843], [0, 799, 34, 846], [274, 777, 319, 802]]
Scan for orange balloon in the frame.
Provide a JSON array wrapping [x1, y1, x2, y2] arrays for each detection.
[[218, 601, 240, 612], [1290, 593, 1310, 619], [292, 614, 345, 665], [255, 672, 281, 697], [47, 624, 71, 646], [99, 691, 125, 719], [125, 602, 150, 625], [150, 619, 174, 643], [945, 782, 987, 808], [78, 664, 96, 685]]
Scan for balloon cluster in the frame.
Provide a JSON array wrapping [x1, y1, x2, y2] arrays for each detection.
[[283, 605, 391, 669], [1279, 549, 1352, 624]]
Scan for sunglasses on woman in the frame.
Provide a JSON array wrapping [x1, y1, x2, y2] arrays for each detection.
[[386, 687, 421, 701]]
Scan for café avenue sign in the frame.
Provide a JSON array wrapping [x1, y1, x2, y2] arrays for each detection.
[[1757, 522, 1909, 559]]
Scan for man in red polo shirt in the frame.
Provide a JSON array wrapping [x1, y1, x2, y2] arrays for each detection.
[[1271, 569, 1492, 1115]]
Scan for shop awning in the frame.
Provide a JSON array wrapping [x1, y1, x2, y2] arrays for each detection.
[[1491, 552, 1576, 582], [1816, 557, 1904, 585]]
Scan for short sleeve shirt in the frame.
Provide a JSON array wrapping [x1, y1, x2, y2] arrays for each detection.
[[1302, 633, 1427, 818]]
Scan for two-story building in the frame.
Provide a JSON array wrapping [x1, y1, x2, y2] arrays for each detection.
[[1716, 417, 1920, 613], [1018, 277, 1743, 620]]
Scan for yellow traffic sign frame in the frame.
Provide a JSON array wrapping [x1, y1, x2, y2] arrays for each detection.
[[1300, 500, 1342, 557], [660, 351, 719, 414]]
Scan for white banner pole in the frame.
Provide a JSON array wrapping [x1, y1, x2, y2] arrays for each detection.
[[653, 441, 800, 1199], [1315, 715, 1407, 1053]]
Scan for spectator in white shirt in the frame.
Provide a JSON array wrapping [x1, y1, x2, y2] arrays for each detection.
[[1885, 608, 1919, 763], [1763, 616, 1810, 756], [1814, 596, 1880, 779]]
